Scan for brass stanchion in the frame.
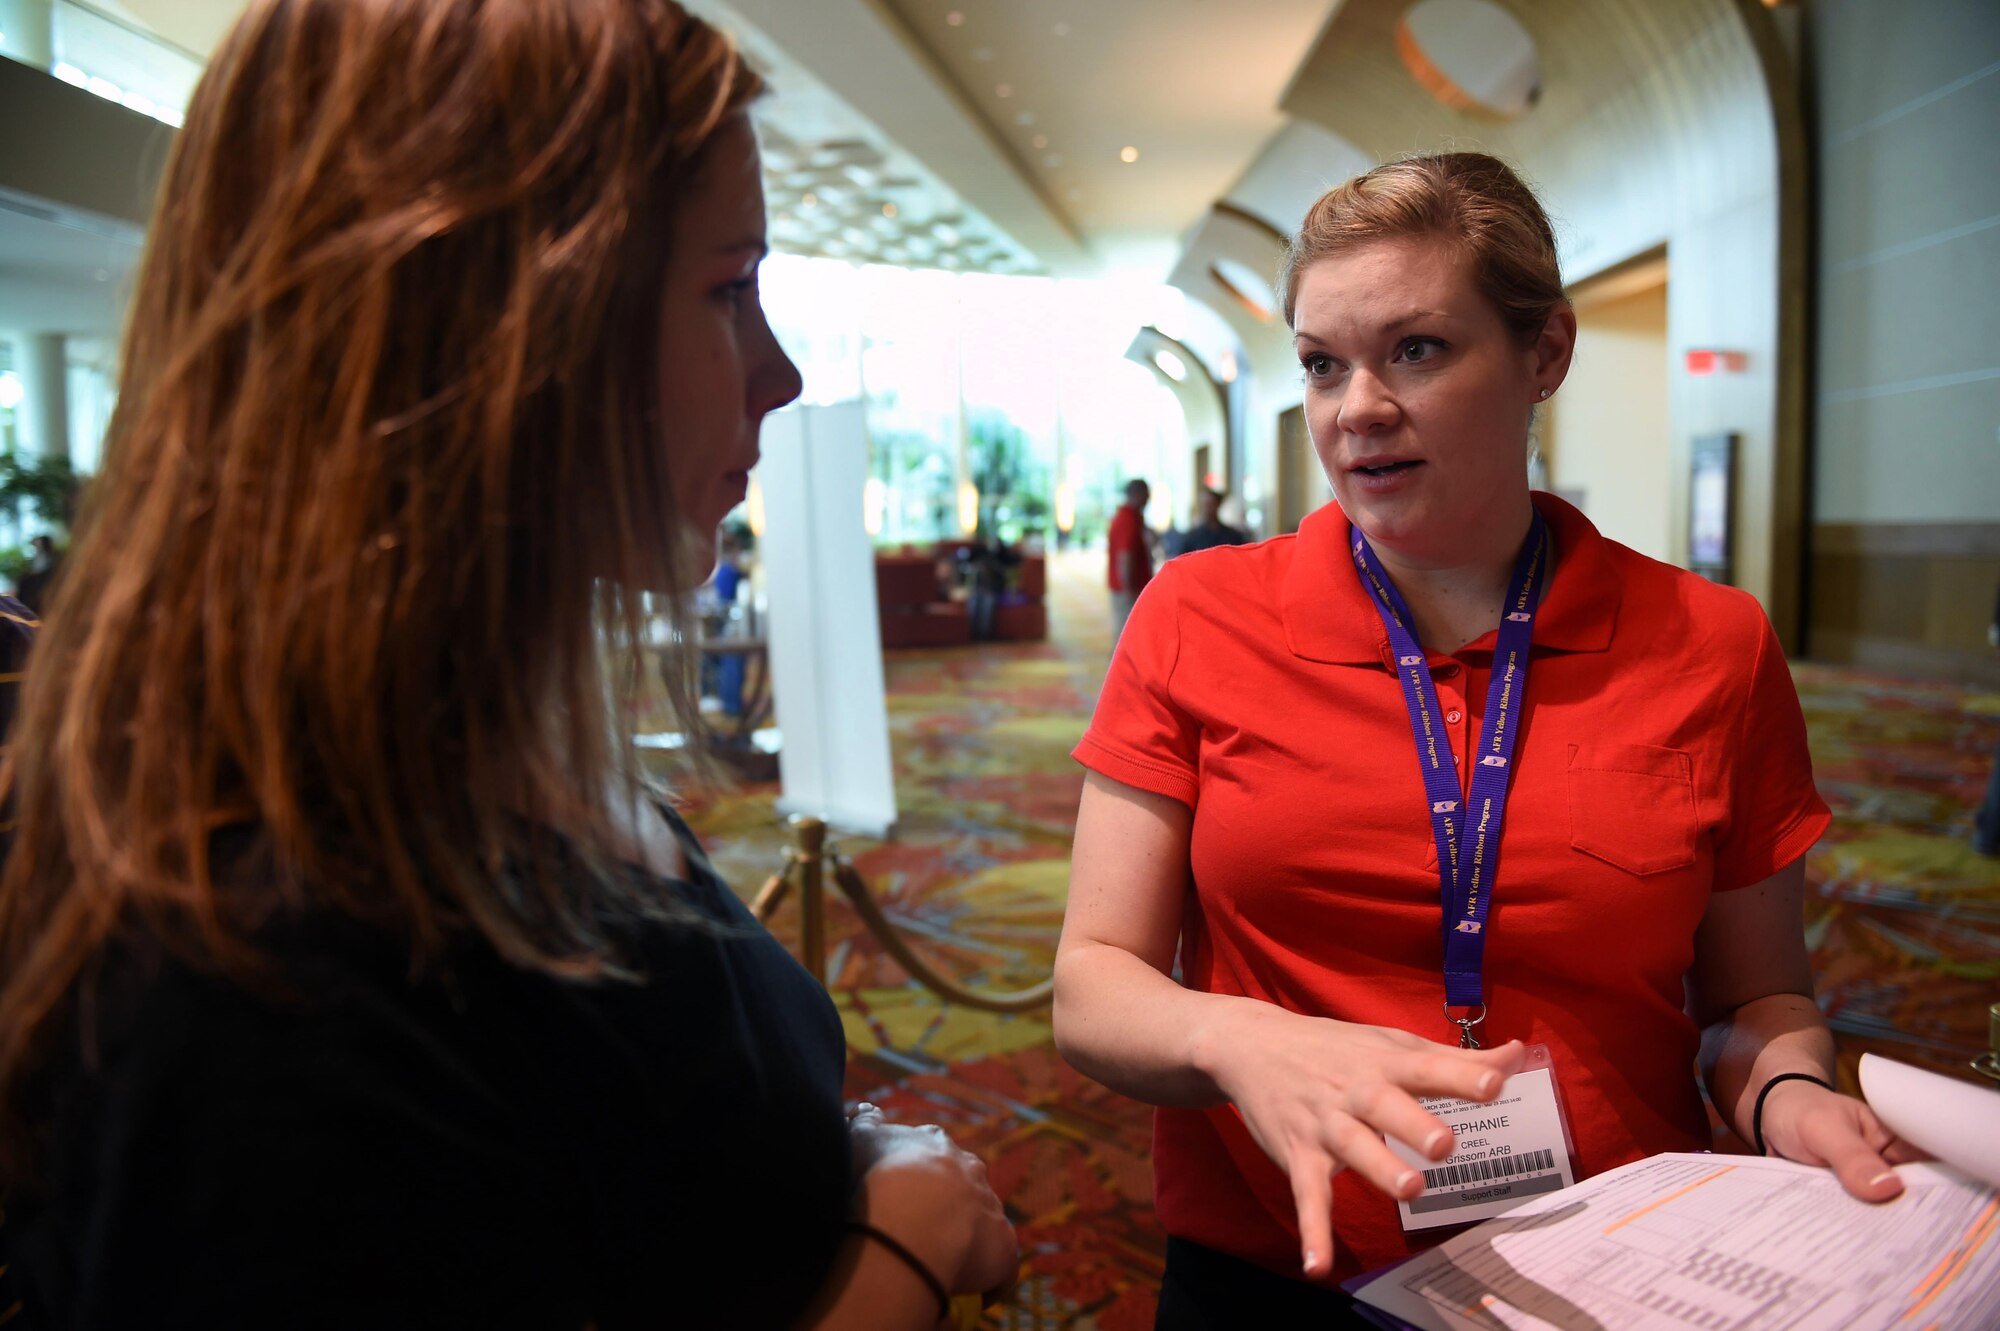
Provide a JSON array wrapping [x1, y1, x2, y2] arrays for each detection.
[[794, 816, 828, 985], [1974, 1003, 2000, 1084], [752, 815, 1054, 1012]]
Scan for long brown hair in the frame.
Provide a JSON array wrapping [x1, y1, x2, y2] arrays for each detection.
[[0, 0, 760, 1167]]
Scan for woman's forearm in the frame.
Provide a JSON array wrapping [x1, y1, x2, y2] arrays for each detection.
[[1699, 990, 1836, 1148], [1052, 939, 1269, 1108]]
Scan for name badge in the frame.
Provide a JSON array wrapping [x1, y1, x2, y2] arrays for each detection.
[[1388, 1052, 1578, 1232]]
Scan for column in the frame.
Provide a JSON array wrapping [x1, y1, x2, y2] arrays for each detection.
[[0, 0, 55, 69], [16, 332, 71, 462]]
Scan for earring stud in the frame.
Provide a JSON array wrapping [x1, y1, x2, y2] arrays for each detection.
[[1538, 388, 1551, 399]]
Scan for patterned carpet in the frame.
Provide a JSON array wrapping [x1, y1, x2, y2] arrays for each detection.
[[664, 549, 2000, 1330]]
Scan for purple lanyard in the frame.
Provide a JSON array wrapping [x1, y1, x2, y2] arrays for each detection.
[[1350, 513, 1550, 1048]]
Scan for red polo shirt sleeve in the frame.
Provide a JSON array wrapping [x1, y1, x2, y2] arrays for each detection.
[[1073, 569, 1199, 808], [1711, 605, 1831, 890]]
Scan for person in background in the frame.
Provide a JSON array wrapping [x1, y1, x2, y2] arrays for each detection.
[[1176, 488, 1248, 556], [1054, 152, 1915, 1325], [1107, 477, 1154, 643], [964, 538, 1019, 642], [14, 537, 59, 615], [703, 528, 748, 715], [0, 3, 1014, 1328]]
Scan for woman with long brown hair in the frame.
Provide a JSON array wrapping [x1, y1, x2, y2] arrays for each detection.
[[0, 1, 1014, 1326]]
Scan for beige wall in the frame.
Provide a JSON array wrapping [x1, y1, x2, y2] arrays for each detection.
[[1803, 0, 2000, 682], [1548, 281, 1672, 562], [1807, 0, 2000, 527]]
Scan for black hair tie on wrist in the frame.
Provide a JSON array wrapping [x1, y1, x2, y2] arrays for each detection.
[[1751, 1072, 1833, 1159], [847, 1221, 950, 1320]]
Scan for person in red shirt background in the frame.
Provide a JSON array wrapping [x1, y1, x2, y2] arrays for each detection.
[[1053, 153, 1919, 1326], [1106, 478, 1154, 643]]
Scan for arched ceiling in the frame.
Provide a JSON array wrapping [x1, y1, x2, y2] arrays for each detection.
[[82, 0, 1786, 293]]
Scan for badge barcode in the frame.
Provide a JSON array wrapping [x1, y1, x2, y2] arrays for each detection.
[[1423, 1148, 1556, 1190]]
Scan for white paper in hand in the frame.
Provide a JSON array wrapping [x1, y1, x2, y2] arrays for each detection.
[[1858, 1052, 2000, 1188]]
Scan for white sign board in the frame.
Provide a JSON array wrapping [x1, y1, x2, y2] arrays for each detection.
[[757, 401, 898, 837]]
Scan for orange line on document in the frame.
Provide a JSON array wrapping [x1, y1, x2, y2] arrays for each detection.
[[1903, 1199, 1998, 1319], [1604, 1165, 1736, 1233]]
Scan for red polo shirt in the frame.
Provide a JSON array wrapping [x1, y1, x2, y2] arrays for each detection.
[[1072, 492, 1830, 1284], [1106, 504, 1152, 593]]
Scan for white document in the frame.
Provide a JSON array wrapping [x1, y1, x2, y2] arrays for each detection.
[[1391, 1067, 1578, 1232], [1352, 1152, 2000, 1330], [757, 402, 898, 838], [1860, 1053, 2000, 1189]]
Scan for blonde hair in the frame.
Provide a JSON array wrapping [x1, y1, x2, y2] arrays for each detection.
[[1280, 152, 1565, 340], [0, 0, 760, 1171]]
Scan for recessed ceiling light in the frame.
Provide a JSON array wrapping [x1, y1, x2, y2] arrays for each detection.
[[1120, 145, 1140, 163], [881, 202, 899, 219], [1031, 134, 1049, 149], [802, 191, 818, 208], [995, 83, 1013, 98], [1053, 21, 1070, 37], [946, 11, 965, 26]]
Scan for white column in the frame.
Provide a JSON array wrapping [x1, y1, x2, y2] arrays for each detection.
[[17, 332, 71, 462], [0, 0, 55, 68]]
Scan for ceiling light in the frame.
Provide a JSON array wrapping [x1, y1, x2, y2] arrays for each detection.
[[1153, 349, 1188, 382], [946, 11, 965, 26], [1053, 21, 1071, 37], [995, 83, 1013, 98], [1120, 145, 1140, 163], [881, 202, 899, 219], [801, 191, 818, 208], [1031, 134, 1049, 149]]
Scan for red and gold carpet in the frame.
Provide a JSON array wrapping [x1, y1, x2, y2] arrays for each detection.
[[663, 550, 2000, 1329]]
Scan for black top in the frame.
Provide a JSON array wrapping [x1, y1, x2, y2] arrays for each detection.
[[1177, 522, 1249, 556], [1, 808, 852, 1330]]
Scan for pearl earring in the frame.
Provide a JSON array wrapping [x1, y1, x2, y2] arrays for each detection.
[[1538, 388, 1551, 399]]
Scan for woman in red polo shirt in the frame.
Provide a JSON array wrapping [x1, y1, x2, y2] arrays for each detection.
[[1053, 153, 1916, 1325]]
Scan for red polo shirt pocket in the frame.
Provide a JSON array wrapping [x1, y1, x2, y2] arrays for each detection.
[[1566, 742, 1698, 875]]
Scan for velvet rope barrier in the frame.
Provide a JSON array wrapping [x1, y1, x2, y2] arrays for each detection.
[[750, 816, 1055, 1014]]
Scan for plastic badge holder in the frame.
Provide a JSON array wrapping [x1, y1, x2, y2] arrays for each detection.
[[1389, 1041, 1582, 1233]]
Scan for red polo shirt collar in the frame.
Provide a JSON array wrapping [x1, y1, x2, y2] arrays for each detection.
[[1281, 491, 1621, 667]]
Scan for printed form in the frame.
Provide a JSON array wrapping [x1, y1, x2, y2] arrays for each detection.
[[1353, 1152, 2000, 1330]]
